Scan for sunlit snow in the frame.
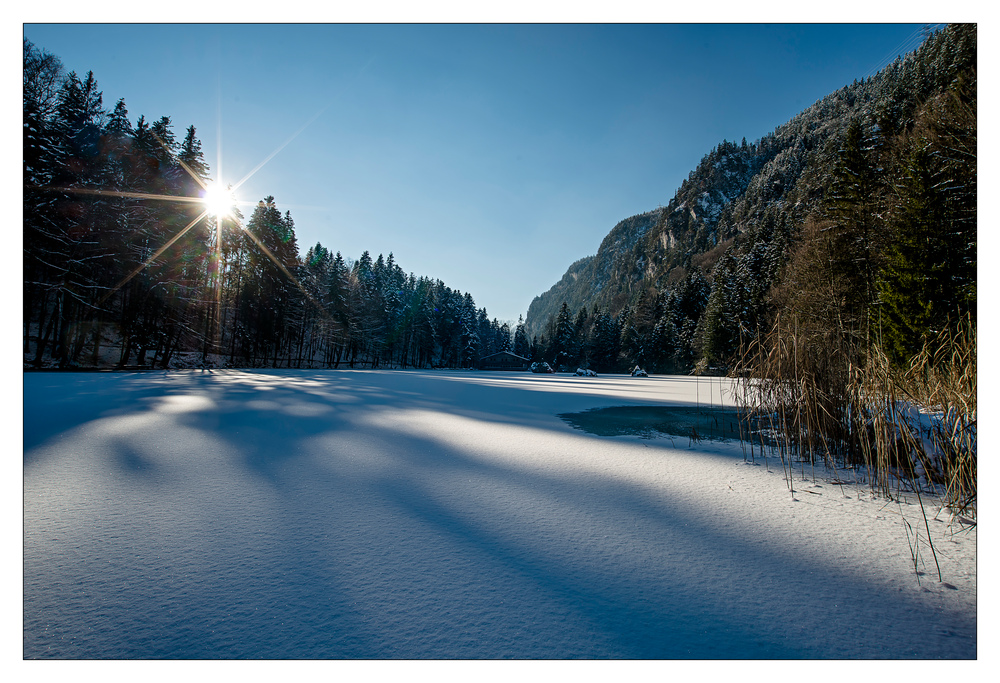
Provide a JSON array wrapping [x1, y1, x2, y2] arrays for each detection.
[[23, 370, 976, 659]]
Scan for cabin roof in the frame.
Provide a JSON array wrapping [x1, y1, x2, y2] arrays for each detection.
[[480, 351, 529, 361]]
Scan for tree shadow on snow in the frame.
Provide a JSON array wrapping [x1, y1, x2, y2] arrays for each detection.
[[23, 369, 977, 659]]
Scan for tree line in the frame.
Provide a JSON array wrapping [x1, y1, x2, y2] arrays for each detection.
[[23, 39, 515, 370]]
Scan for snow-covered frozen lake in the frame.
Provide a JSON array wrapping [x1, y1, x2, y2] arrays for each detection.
[[23, 369, 976, 659]]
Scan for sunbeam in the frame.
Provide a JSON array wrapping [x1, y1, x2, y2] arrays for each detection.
[[150, 129, 210, 194], [98, 210, 209, 306], [38, 186, 208, 205], [32, 96, 333, 330], [238, 219, 327, 317], [230, 105, 330, 194]]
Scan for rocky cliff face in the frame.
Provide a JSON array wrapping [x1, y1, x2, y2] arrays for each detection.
[[525, 209, 661, 337]]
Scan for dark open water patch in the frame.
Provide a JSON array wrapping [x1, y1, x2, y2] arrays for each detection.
[[559, 405, 750, 442]]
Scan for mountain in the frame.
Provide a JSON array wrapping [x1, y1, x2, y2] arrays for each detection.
[[525, 209, 661, 337], [524, 24, 976, 373]]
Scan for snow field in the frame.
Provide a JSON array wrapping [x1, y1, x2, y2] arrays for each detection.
[[23, 370, 976, 659]]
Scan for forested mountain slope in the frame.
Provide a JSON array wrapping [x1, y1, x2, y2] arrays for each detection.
[[525, 208, 661, 336], [526, 24, 976, 374]]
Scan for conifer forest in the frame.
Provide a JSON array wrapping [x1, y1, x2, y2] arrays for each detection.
[[23, 38, 521, 370]]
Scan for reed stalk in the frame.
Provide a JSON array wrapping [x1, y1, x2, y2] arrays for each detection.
[[731, 313, 976, 520]]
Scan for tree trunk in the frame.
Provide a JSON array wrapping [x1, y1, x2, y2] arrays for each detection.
[[90, 317, 103, 366], [34, 299, 57, 367], [118, 334, 132, 368]]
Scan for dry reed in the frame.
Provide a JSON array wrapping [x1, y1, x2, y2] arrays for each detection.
[[731, 313, 976, 520]]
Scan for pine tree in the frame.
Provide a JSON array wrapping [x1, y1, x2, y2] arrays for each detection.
[[23, 40, 65, 362], [237, 196, 301, 365], [39, 68, 109, 365], [514, 315, 531, 358], [571, 307, 589, 365], [700, 250, 740, 364], [820, 118, 885, 334], [105, 98, 132, 136], [178, 125, 209, 182], [131, 115, 156, 156], [412, 277, 437, 367], [552, 302, 573, 367], [590, 311, 620, 372], [497, 321, 513, 353], [879, 140, 974, 363], [150, 115, 177, 161]]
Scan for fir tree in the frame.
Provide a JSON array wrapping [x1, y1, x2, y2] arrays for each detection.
[[821, 118, 884, 332], [150, 115, 177, 160], [590, 311, 620, 372], [514, 316, 531, 358], [105, 98, 132, 136], [178, 125, 209, 182], [552, 302, 573, 366], [879, 141, 974, 363]]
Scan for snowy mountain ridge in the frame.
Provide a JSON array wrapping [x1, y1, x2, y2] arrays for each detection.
[[524, 24, 976, 371]]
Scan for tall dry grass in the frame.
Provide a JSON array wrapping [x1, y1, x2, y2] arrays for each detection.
[[731, 313, 976, 520], [896, 315, 976, 517]]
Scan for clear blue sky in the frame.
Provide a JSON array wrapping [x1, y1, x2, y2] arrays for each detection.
[[23, 23, 937, 323]]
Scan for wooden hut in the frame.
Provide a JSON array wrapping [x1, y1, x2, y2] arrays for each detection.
[[478, 351, 530, 371]]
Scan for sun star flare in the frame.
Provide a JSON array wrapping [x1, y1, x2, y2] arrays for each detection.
[[203, 182, 237, 217]]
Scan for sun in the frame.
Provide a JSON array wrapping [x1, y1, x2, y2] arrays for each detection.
[[40, 107, 328, 309], [202, 182, 237, 217]]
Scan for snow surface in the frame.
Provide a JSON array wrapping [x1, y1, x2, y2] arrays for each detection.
[[23, 369, 977, 660]]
